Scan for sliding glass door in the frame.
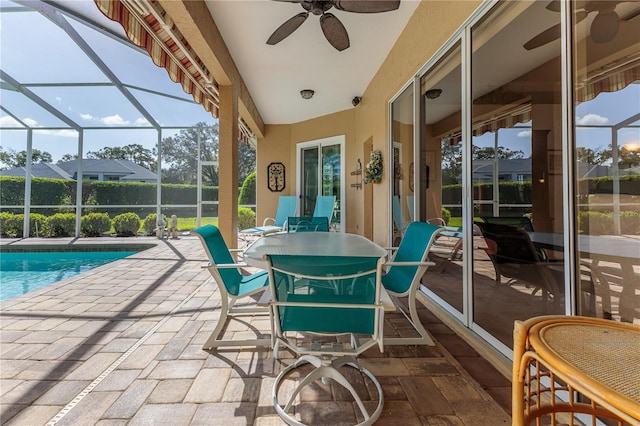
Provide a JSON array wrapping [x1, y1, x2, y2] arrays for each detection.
[[297, 136, 344, 232]]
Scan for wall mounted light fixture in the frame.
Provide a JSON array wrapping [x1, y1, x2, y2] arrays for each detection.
[[300, 89, 315, 99], [352, 96, 361, 106], [425, 88, 443, 99]]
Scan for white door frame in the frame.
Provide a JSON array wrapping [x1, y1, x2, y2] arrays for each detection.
[[296, 135, 345, 232]]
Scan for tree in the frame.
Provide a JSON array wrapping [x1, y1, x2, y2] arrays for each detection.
[[0, 147, 53, 169], [575, 144, 639, 169], [440, 139, 526, 185], [161, 122, 219, 185], [160, 122, 256, 185], [472, 146, 525, 160], [238, 140, 257, 183], [58, 153, 78, 163], [86, 144, 157, 171], [576, 147, 607, 165]]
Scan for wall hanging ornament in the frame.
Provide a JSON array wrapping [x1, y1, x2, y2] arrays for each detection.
[[267, 162, 285, 192], [364, 149, 383, 184]]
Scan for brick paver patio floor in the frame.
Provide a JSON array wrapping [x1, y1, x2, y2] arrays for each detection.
[[1, 236, 510, 425]]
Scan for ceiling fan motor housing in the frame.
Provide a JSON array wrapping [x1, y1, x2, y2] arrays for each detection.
[[302, 0, 334, 16]]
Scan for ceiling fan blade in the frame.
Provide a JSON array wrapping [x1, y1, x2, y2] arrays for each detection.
[[523, 10, 588, 50], [523, 23, 560, 50], [266, 12, 308, 45], [546, 0, 561, 13], [334, 0, 400, 13], [320, 13, 350, 51], [621, 7, 640, 21]]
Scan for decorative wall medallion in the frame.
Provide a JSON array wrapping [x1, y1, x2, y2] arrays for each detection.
[[267, 162, 285, 192]]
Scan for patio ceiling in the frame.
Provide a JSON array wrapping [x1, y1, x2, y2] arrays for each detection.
[[203, 0, 420, 125]]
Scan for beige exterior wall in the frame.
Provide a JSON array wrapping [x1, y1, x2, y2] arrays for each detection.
[[257, 1, 481, 245]]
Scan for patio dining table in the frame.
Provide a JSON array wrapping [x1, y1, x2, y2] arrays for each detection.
[[243, 232, 388, 269], [244, 232, 396, 311]]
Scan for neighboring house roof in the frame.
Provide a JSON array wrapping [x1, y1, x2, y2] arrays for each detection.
[[0, 159, 156, 182], [472, 158, 532, 175], [0, 163, 73, 179], [57, 159, 157, 181]]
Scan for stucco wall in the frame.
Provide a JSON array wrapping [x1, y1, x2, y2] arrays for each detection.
[[257, 1, 481, 245]]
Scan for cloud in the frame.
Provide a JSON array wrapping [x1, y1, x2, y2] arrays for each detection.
[[101, 114, 129, 125], [79, 113, 130, 125], [0, 116, 23, 127], [576, 113, 609, 125], [55, 96, 62, 104], [134, 117, 150, 126], [517, 130, 531, 138], [23, 118, 38, 126], [34, 129, 78, 138]]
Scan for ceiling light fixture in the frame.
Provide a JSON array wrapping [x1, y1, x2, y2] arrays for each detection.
[[425, 89, 443, 99], [300, 89, 315, 100]]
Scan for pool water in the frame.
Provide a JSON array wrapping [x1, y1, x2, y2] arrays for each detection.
[[0, 251, 137, 301]]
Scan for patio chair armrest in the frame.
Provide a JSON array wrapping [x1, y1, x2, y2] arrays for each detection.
[[261, 228, 282, 236], [207, 262, 249, 270], [262, 217, 276, 226], [229, 248, 244, 253], [383, 260, 436, 268]]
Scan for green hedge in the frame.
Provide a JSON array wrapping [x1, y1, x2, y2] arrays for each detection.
[[238, 171, 256, 206], [578, 174, 640, 195], [0, 176, 70, 209], [0, 177, 220, 216], [443, 175, 640, 205], [578, 211, 640, 235]]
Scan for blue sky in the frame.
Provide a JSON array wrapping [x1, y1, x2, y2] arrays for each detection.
[[0, 0, 216, 163]]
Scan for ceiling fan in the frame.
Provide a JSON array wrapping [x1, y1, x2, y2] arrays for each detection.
[[266, 0, 401, 51], [524, 1, 639, 50]]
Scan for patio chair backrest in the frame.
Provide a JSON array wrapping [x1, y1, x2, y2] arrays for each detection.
[[273, 196, 298, 227], [392, 195, 408, 232], [191, 224, 243, 296], [475, 222, 562, 298], [312, 195, 336, 224], [407, 195, 415, 222], [267, 254, 383, 335], [481, 216, 534, 232], [382, 221, 442, 295], [286, 216, 330, 232]]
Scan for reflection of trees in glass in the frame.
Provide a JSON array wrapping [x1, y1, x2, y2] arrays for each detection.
[[577, 145, 639, 169], [322, 147, 340, 195], [441, 139, 526, 185], [0, 148, 52, 169]]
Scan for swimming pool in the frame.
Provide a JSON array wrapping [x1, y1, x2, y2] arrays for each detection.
[[1, 250, 138, 301]]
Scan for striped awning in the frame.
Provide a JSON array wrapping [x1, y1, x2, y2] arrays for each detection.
[[94, 0, 256, 144], [95, 0, 219, 117], [576, 54, 640, 103]]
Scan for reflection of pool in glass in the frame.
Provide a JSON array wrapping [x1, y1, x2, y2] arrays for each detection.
[[0, 251, 138, 301]]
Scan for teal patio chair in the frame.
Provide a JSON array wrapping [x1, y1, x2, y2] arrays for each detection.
[[392, 195, 410, 241], [241, 195, 297, 236], [312, 195, 336, 226], [266, 254, 385, 425], [191, 224, 271, 349], [286, 216, 330, 232], [407, 195, 415, 222], [382, 221, 443, 346]]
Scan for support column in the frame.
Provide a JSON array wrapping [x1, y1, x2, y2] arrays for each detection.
[[218, 85, 239, 247]]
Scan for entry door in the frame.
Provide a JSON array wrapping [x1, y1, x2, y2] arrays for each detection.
[[297, 136, 344, 232]]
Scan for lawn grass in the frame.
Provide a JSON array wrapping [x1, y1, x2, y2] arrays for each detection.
[[175, 217, 218, 230]]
